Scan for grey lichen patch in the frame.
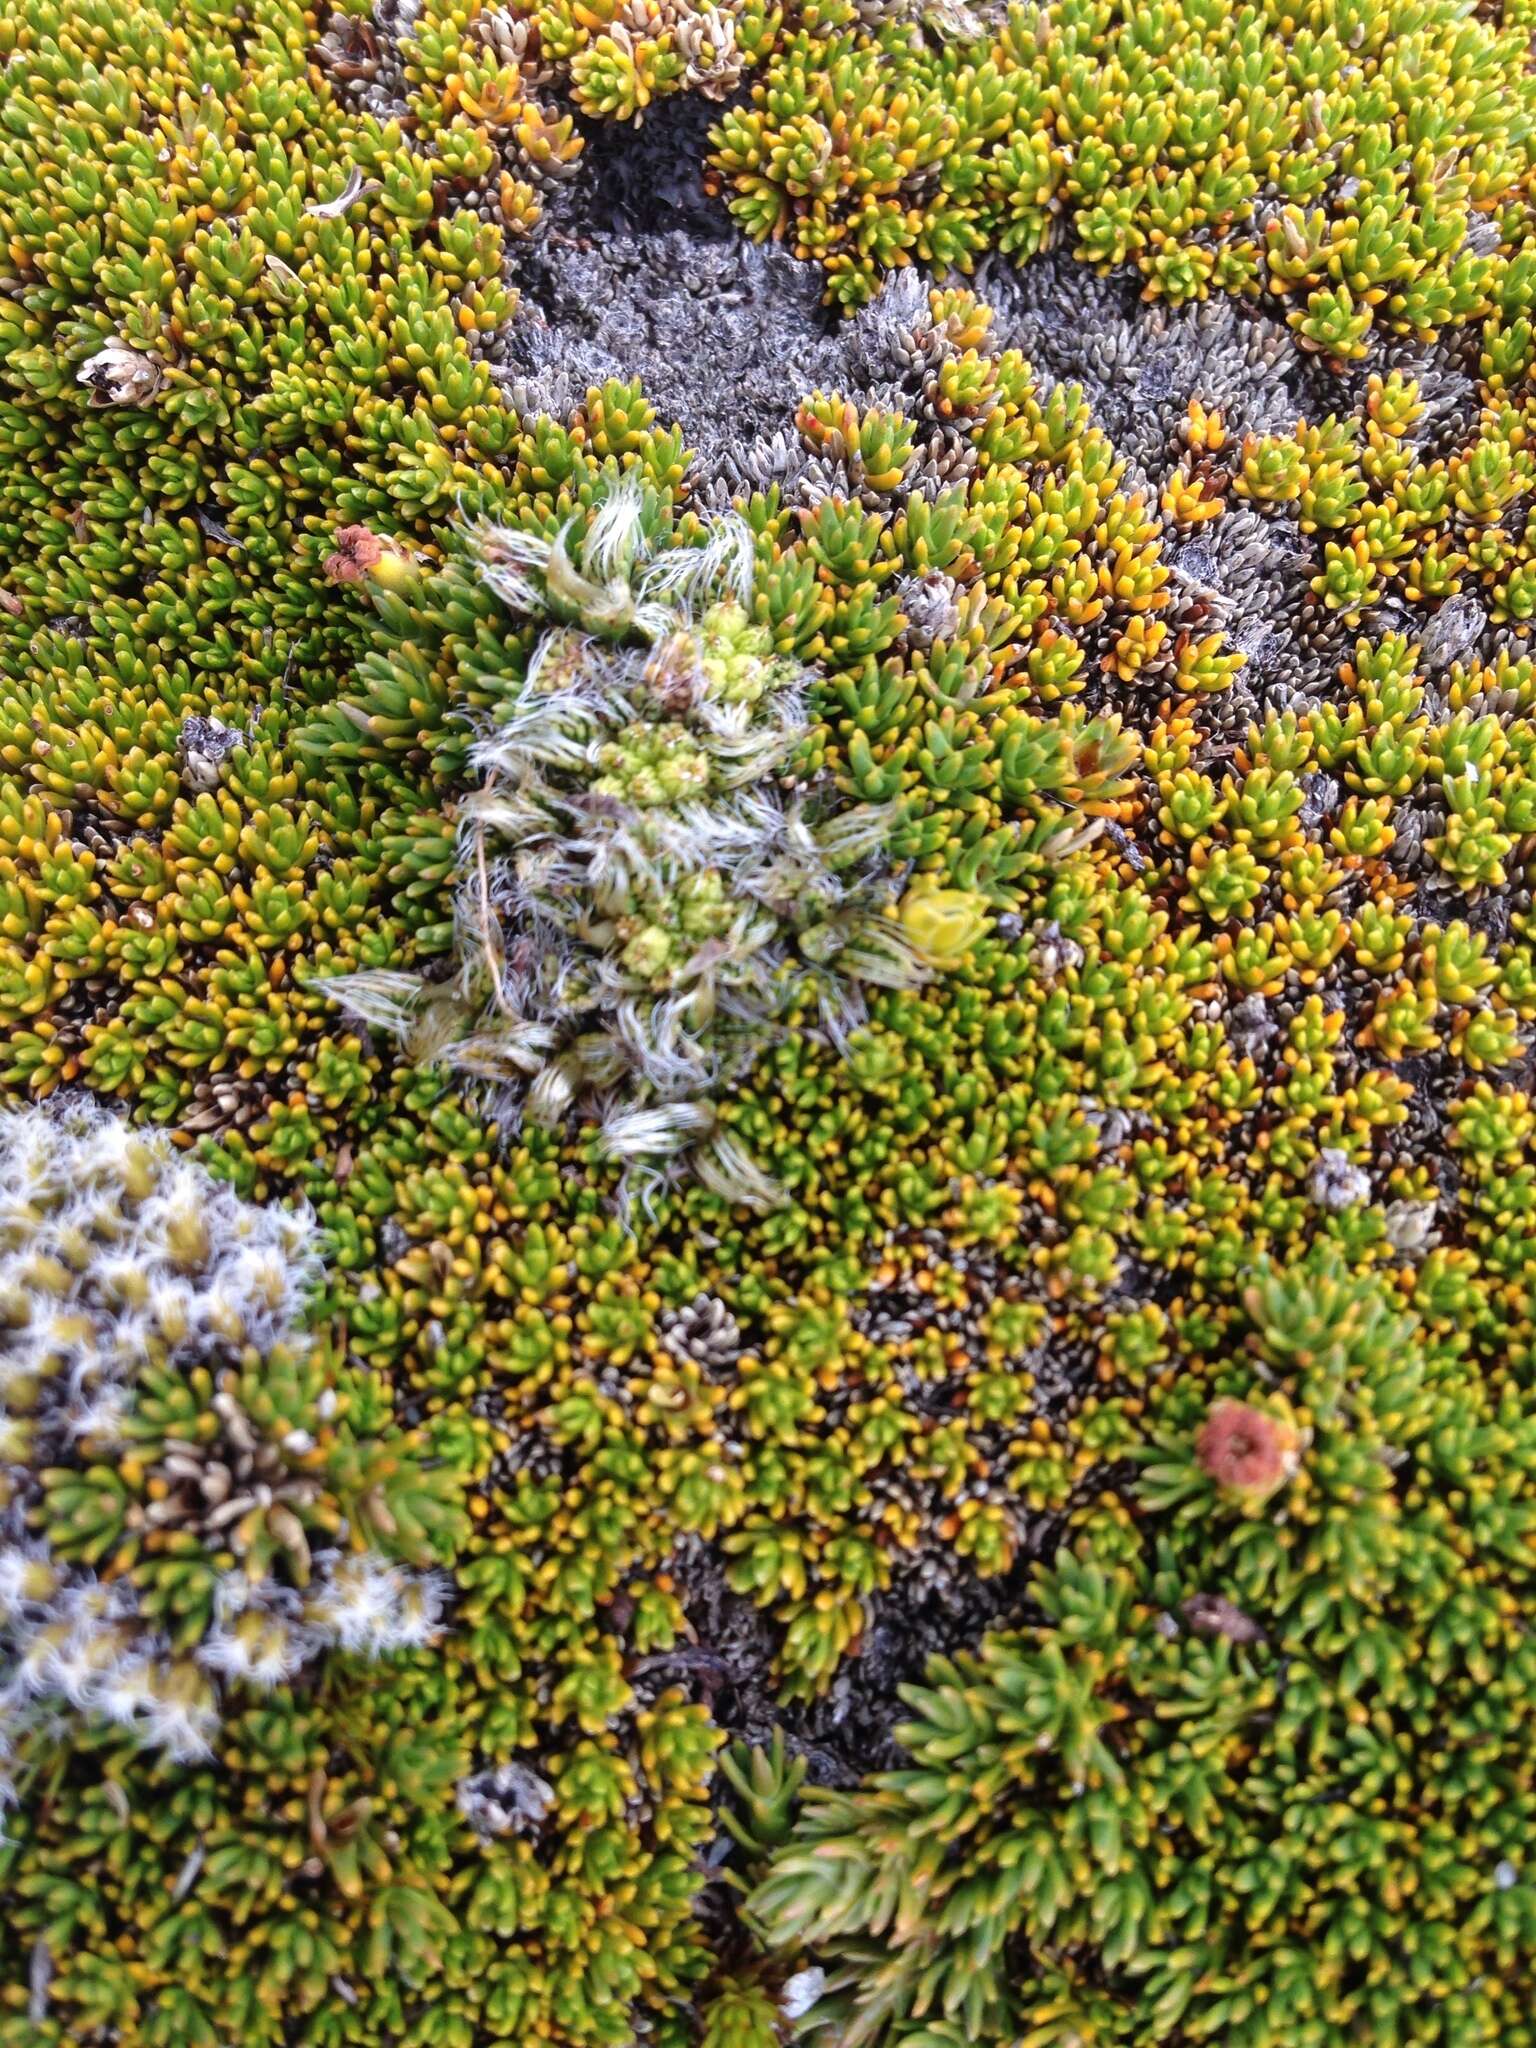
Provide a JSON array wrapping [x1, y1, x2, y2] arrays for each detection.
[[485, 96, 853, 470]]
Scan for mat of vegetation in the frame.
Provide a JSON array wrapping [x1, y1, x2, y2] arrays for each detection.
[[1, 1, 1534, 2045]]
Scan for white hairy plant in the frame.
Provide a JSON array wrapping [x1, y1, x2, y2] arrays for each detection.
[[330, 477, 925, 1208], [0, 1103, 447, 1796]]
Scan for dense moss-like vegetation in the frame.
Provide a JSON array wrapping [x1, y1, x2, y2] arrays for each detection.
[[712, 0, 1536, 332], [749, 1252, 1536, 2046], [1, 0, 1535, 2044]]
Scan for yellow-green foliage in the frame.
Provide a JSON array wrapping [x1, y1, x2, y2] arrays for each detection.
[[2, 0, 1536, 2043], [711, 0, 1536, 333], [749, 1250, 1536, 2047], [1233, 367, 1536, 626], [3, 1638, 721, 2048], [399, 0, 782, 130], [0, 0, 777, 1115], [0, 0, 518, 1111]]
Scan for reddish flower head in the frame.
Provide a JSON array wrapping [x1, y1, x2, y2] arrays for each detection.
[[324, 524, 387, 585], [1196, 1398, 1300, 1502]]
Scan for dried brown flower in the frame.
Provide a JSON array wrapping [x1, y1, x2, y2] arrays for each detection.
[[324, 524, 387, 584], [315, 11, 381, 82], [1180, 1591, 1267, 1644]]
